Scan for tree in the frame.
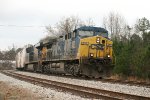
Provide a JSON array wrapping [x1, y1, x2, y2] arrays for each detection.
[[84, 18, 95, 27], [0, 51, 4, 60], [4, 46, 16, 61], [43, 16, 96, 43], [143, 31, 150, 46], [45, 16, 96, 38], [134, 17, 150, 46], [135, 17, 150, 33], [16, 48, 22, 53], [103, 12, 126, 39], [56, 16, 84, 35], [45, 25, 59, 37], [102, 16, 107, 29], [45, 16, 84, 37]]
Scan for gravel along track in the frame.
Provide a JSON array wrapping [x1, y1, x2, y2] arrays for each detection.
[[14, 70, 150, 98], [0, 72, 90, 100], [1, 71, 150, 100], [100, 78, 150, 88]]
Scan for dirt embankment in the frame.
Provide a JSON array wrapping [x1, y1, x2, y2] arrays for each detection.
[[0, 81, 40, 100]]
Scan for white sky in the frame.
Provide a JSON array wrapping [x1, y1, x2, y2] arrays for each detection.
[[0, 0, 150, 50]]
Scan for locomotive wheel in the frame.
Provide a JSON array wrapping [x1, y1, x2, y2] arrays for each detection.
[[23, 64, 28, 71], [33, 64, 37, 72]]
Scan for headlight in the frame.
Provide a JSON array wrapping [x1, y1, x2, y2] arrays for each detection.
[[96, 37, 100, 43], [90, 53, 94, 57], [96, 40, 100, 43], [108, 55, 110, 57], [91, 45, 95, 49]]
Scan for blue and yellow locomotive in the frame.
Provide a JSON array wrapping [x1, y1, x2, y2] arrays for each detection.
[[16, 26, 113, 78]]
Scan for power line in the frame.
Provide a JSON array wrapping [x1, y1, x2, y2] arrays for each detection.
[[0, 25, 46, 28]]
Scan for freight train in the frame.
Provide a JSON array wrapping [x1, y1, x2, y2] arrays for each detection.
[[16, 26, 113, 78]]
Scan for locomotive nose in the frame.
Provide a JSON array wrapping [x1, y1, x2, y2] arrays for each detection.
[[78, 36, 112, 59]]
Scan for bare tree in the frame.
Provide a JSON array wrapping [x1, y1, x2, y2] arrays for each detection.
[[43, 16, 83, 42], [56, 16, 84, 35], [43, 16, 96, 43], [46, 25, 59, 37], [120, 24, 132, 40], [102, 16, 107, 29], [46, 16, 96, 37], [103, 12, 126, 39], [84, 18, 95, 27]]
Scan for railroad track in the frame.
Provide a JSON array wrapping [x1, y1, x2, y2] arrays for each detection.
[[1, 71, 150, 100], [100, 78, 150, 88], [31, 70, 150, 88], [13, 70, 150, 88]]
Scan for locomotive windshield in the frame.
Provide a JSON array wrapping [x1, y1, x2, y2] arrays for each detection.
[[78, 31, 94, 38], [76, 26, 108, 38]]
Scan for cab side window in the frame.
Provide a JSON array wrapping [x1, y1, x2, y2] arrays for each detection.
[[72, 32, 75, 38], [65, 34, 67, 40], [68, 33, 71, 39], [102, 40, 105, 44]]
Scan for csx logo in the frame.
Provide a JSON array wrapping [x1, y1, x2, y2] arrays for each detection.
[[81, 42, 89, 45]]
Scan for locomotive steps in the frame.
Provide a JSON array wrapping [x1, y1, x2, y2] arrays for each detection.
[[1, 70, 150, 100]]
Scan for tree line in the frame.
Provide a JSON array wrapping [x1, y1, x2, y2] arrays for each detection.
[[0, 46, 22, 61], [111, 17, 150, 79], [103, 13, 150, 79]]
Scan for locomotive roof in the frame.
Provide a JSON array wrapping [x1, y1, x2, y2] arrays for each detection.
[[75, 26, 108, 33]]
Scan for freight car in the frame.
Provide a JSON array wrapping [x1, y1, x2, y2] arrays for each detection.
[[16, 26, 113, 78]]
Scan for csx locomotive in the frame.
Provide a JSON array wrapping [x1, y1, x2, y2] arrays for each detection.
[[16, 26, 113, 78]]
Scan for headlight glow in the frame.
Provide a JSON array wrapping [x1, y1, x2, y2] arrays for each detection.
[[96, 40, 100, 43], [96, 37, 100, 43], [90, 53, 94, 57], [91, 45, 95, 49]]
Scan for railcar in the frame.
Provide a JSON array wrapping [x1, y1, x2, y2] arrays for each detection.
[[15, 44, 37, 70], [16, 26, 113, 78], [15, 51, 21, 69]]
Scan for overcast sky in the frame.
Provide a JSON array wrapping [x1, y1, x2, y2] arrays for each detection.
[[0, 0, 150, 50]]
